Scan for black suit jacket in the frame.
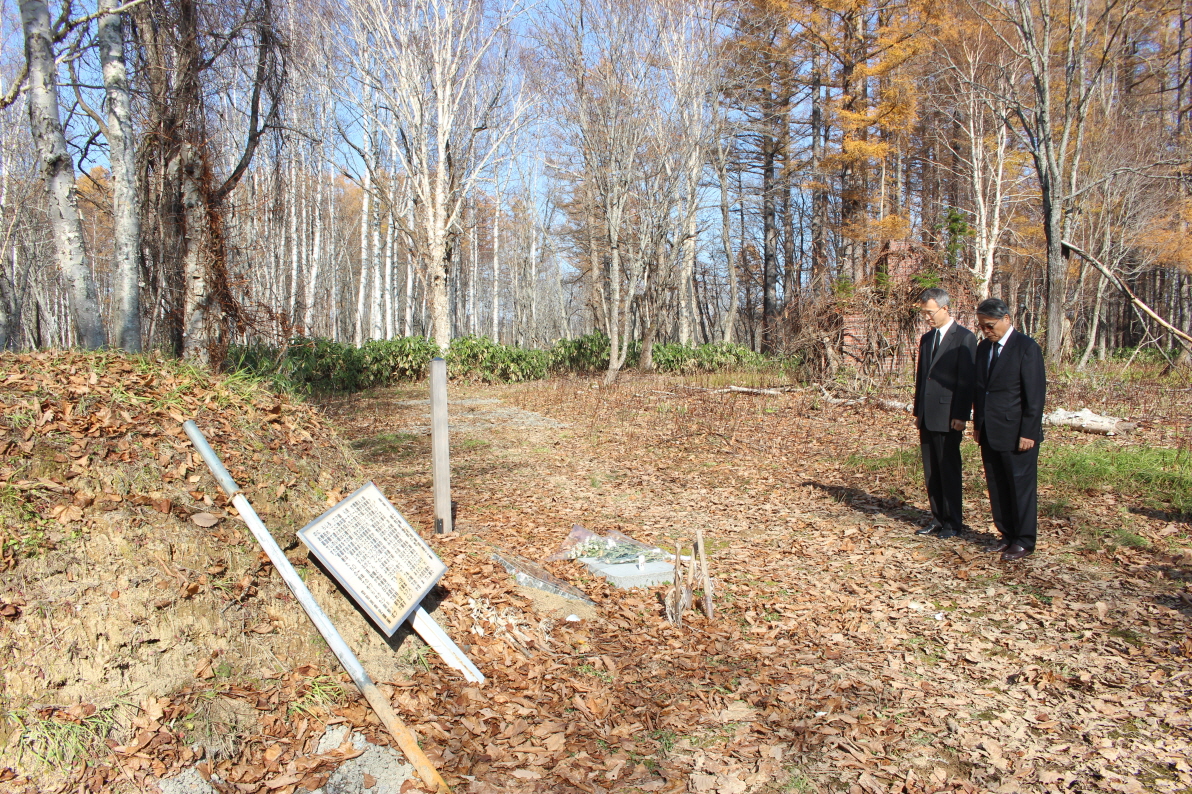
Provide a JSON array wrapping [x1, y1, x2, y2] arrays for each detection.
[[974, 329, 1046, 452], [914, 322, 977, 433]]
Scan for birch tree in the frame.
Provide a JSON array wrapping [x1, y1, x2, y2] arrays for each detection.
[[336, 0, 529, 352], [539, 0, 667, 381], [97, 0, 141, 350], [970, 0, 1143, 357], [19, 0, 106, 349]]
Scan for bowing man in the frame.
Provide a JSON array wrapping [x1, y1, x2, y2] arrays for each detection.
[[913, 288, 977, 539], [972, 298, 1047, 562]]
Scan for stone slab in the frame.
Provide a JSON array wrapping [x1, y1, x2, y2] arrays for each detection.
[[311, 725, 416, 794]]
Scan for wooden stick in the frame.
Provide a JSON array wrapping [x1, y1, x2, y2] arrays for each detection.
[[696, 529, 713, 620], [185, 422, 450, 793]]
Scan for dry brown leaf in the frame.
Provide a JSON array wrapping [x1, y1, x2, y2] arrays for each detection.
[[191, 512, 220, 528]]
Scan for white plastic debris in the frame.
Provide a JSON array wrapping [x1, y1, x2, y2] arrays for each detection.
[[566, 614, 581, 622]]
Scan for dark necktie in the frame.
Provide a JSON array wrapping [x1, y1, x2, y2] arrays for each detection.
[[932, 330, 940, 357], [989, 342, 1000, 372]]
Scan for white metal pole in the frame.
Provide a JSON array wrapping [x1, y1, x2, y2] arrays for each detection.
[[183, 421, 450, 793]]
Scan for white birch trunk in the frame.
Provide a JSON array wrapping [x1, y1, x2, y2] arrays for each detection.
[[304, 161, 324, 336], [370, 172, 383, 341], [468, 206, 478, 336], [491, 195, 502, 341], [98, 0, 141, 351], [384, 206, 395, 339], [355, 170, 370, 345], [403, 196, 414, 336], [20, 0, 106, 349], [287, 159, 299, 324]]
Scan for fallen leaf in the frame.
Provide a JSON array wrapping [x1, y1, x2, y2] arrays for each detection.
[[191, 512, 220, 527]]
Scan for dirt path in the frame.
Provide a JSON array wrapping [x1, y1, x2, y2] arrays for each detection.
[[321, 376, 1192, 794]]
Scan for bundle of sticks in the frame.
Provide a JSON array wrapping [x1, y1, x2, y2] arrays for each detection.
[[664, 528, 714, 626]]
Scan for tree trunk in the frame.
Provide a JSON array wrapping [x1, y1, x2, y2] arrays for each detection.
[[287, 159, 299, 325], [810, 56, 828, 292], [304, 160, 323, 336], [99, 0, 141, 351], [715, 146, 737, 344], [171, 144, 210, 362], [761, 99, 778, 353], [355, 170, 370, 346], [21, 0, 106, 349], [491, 192, 502, 341]]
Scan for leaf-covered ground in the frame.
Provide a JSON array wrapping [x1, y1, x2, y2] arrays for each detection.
[[319, 372, 1192, 794], [2, 356, 1190, 794]]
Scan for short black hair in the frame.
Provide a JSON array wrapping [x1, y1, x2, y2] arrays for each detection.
[[975, 298, 1010, 319], [918, 287, 950, 307]]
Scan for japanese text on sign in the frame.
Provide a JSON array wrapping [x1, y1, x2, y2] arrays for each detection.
[[299, 482, 446, 635]]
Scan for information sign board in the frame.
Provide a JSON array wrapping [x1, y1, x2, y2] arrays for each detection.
[[299, 482, 446, 636]]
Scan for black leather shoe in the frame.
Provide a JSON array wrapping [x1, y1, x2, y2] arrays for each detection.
[[1001, 544, 1033, 561], [916, 522, 943, 536], [986, 541, 1010, 553], [936, 527, 958, 539]]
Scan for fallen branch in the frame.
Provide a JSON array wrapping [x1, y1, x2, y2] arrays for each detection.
[[680, 384, 808, 396], [1062, 241, 1192, 353], [870, 397, 913, 413], [817, 385, 911, 413], [1044, 408, 1137, 435]]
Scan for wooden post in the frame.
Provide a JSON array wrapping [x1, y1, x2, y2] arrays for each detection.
[[697, 529, 713, 619], [430, 357, 452, 534]]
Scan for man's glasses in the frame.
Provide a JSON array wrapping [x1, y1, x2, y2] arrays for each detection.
[[919, 306, 944, 318], [976, 320, 1001, 330]]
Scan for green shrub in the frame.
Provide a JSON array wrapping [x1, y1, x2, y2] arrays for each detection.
[[227, 333, 778, 393], [447, 335, 550, 382], [650, 341, 767, 373], [549, 332, 613, 373], [360, 337, 438, 384]]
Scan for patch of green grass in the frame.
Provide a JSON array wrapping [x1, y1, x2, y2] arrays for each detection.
[[288, 675, 348, 718], [9, 706, 119, 769], [1041, 498, 1072, 518], [576, 663, 613, 682], [1041, 443, 1192, 514], [783, 768, 817, 793], [649, 729, 677, 754], [352, 432, 417, 456], [4, 407, 36, 430], [1107, 627, 1143, 647]]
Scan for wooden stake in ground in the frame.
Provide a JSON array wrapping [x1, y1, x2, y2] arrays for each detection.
[[430, 357, 453, 534], [184, 421, 451, 793], [696, 529, 713, 619], [664, 544, 690, 626]]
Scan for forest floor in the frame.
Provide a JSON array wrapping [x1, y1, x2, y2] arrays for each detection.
[[1, 356, 1191, 794], [312, 366, 1192, 794]]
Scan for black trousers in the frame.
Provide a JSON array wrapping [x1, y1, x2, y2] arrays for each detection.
[[980, 442, 1039, 551], [919, 427, 964, 531]]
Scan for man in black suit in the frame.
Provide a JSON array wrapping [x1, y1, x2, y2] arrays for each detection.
[[972, 298, 1047, 562], [913, 288, 977, 539]]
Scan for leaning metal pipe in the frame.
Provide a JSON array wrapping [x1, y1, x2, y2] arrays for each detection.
[[183, 421, 450, 793]]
